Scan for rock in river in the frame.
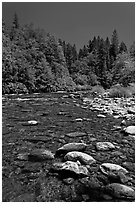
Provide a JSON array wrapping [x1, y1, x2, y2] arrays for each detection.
[[56, 142, 87, 155], [100, 163, 128, 175], [124, 126, 135, 135], [96, 142, 115, 151], [64, 151, 96, 165], [28, 149, 54, 161], [66, 132, 87, 137], [105, 183, 135, 200], [51, 161, 89, 177]]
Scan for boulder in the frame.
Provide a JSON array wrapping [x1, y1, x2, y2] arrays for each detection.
[[100, 163, 128, 175], [105, 183, 135, 200], [64, 151, 96, 165], [96, 142, 115, 151], [51, 161, 89, 177], [124, 126, 135, 135]]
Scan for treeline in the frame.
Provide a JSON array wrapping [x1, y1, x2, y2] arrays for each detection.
[[2, 13, 135, 94]]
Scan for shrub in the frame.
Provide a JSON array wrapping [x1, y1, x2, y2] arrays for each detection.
[[90, 85, 105, 96], [75, 84, 92, 91], [107, 84, 133, 98], [2, 82, 28, 94]]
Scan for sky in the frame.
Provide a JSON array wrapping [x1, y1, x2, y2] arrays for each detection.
[[2, 2, 135, 51]]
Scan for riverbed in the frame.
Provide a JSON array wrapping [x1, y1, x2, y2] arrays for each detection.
[[2, 92, 135, 202]]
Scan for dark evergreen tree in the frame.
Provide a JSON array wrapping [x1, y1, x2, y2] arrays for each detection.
[[78, 45, 88, 59], [72, 44, 78, 62], [10, 13, 20, 40], [119, 41, 127, 53], [129, 42, 135, 59], [110, 29, 119, 61], [88, 36, 97, 53], [96, 39, 108, 88], [13, 12, 19, 29]]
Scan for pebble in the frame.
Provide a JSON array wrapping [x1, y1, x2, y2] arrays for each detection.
[[75, 118, 83, 122], [63, 177, 74, 185], [17, 153, 29, 161], [121, 120, 126, 126], [105, 183, 135, 200], [66, 132, 87, 137], [96, 142, 115, 151], [113, 126, 121, 131], [64, 151, 96, 165], [56, 142, 87, 155], [28, 120, 38, 125], [97, 114, 106, 118]]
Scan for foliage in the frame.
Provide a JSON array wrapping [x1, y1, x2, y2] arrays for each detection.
[[2, 14, 135, 95], [111, 53, 135, 87], [2, 15, 76, 94], [107, 84, 133, 98], [89, 85, 105, 96]]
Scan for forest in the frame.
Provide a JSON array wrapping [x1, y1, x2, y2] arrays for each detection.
[[2, 13, 135, 95]]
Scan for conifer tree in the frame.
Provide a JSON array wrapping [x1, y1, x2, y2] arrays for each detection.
[[119, 41, 127, 53], [10, 12, 20, 40], [110, 29, 119, 60]]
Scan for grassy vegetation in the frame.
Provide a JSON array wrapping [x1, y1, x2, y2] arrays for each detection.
[[107, 83, 135, 98]]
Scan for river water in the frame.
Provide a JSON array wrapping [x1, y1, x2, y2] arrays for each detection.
[[2, 93, 135, 202]]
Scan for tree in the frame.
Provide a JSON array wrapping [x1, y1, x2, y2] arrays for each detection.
[[110, 29, 119, 60], [88, 36, 97, 53], [13, 12, 19, 29], [78, 45, 88, 59], [129, 42, 135, 59], [10, 13, 20, 40], [119, 41, 127, 53], [96, 39, 108, 88]]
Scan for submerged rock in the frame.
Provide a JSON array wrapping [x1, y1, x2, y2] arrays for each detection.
[[63, 177, 74, 185], [96, 142, 115, 151], [64, 151, 96, 165], [56, 142, 87, 155], [17, 153, 29, 161], [29, 149, 54, 161], [105, 183, 135, 200], [22, 120, 38, 126], [100, 163, 128, 175], [66, 132, 87, 137]]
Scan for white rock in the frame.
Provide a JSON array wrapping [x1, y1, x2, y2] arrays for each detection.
[[100, 163, 128, 175], [75, 118, 83, 122], [64, 151, 96, 165], [96, 142, 115, 151], [105, 183, 135, 200], [97, 114, 106, 118], [113, 115, 120, 119], [124, 126, 135, 135], [28, 120, 38, 125], [53, 161, 89, 177]]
